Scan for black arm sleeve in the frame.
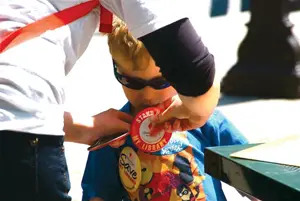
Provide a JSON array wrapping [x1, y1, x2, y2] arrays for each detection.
[[139, 18, 215, 97]]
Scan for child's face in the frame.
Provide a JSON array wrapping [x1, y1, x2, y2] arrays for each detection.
[[117, 58, 177, 115]]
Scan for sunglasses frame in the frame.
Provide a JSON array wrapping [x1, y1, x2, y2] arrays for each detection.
[[113, 60, 171, 90]]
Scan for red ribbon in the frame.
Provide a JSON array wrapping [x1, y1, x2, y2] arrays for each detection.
[[0, 0, 113, 53], [99, 5, 113, 33]]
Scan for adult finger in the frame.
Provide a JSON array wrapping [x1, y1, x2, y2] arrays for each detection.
[[109, 120, 131, 135], [109, 138, 126, 148], [156, 97, 173, 111], [116, 110, 134, 123], [172, 119, 181, 131], [149, 123, 165, 136]]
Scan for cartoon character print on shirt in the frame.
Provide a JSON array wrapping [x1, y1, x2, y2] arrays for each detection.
[[127, 131, 206, 201]]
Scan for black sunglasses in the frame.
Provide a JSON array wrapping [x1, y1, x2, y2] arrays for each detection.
[[113, 60, 171, 90]]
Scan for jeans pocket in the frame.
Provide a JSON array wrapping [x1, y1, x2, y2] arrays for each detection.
[[0, 132, 38, 201]]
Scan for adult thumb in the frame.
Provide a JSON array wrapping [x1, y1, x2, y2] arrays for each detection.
[[149, 106, 176, 136], [152, 106, 174, 125], [151, 96, 175, 124]]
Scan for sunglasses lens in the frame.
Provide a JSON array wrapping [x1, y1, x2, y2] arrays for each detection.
[[150, 78, 170, 89], [114, 67, 170, 90], [117, 75, 145, 90]]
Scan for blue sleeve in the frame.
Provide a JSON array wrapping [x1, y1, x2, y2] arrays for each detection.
[[203, 110, 248, 146], [81, 146, 126, 201]]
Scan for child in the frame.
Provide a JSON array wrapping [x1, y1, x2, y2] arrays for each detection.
[[81, 19, 248, 201]]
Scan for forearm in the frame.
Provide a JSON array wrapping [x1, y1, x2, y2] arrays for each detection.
[[63, 111, 95, 144], [63, 109, 132, 145], [179, 79, 220, 118], [140, 18, 219, 116]]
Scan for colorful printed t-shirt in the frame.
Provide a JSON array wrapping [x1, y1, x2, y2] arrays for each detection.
[[82, 102, 248, 201]]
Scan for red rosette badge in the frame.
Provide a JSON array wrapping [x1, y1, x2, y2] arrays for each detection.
[[131, 107, 172, 152]]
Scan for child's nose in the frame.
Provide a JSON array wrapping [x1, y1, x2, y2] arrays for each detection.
[[141, 86, 157, 104]]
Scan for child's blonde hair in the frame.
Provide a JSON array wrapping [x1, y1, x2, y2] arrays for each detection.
[[107, 17, 151, 71]]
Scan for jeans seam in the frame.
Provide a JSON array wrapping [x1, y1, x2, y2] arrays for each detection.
[[30, 137, 39, 199]]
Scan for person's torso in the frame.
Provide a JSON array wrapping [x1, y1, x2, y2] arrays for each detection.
[[120, 130, 227, 201], [0, 0, 186, 135], [0, 0, 99, 135]]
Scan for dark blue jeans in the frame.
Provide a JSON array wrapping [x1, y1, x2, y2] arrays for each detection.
[[0, 131, 71, 201]]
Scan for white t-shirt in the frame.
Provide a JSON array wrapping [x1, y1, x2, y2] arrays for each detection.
[[0, 0, 185, 136]]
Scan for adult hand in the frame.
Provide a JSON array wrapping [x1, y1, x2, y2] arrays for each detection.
[[64, 109, 133, 145], [150, 82, 220, 134], [150, 95, 206, 134]]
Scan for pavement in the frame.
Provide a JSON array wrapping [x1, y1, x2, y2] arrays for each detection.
[[64, 2, 300, 201]]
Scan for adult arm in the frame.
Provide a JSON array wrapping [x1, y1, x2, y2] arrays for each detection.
[[64, 109, 132, 145], [101, 1, 219, 130], [141, 19, 220, 131]]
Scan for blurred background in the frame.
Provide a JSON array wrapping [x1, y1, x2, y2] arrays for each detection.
[[64, 0, 300, 200]]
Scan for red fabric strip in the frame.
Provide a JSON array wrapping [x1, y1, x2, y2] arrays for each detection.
[[0, 0, 100, 53], [99, 5, 113, 33]]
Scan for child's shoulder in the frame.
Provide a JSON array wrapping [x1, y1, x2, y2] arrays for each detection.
[[208, 109, 227, 122], [202, 109, 235, 130], [120, 102, 131, 113], [193, 109, 227, 131]]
